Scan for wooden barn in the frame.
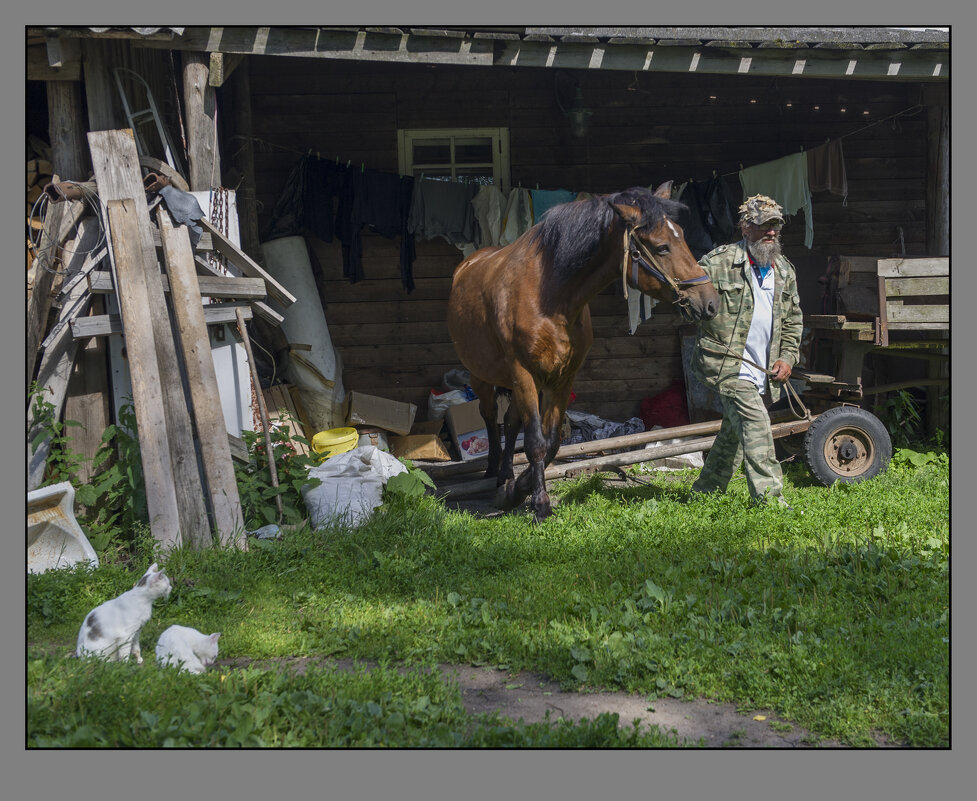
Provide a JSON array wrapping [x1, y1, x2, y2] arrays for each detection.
[[27, 26, 949, 530]]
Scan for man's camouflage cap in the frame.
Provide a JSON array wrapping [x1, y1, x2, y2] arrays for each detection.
[[738, 194, 785, 225]]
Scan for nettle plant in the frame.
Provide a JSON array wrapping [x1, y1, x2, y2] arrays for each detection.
[[235, 418, 320, 529]]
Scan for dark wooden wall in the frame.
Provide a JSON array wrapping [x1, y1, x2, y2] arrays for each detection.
[[241, 55, 929, 423]]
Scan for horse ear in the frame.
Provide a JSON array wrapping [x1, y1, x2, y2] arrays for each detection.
[[653, 181, 673, 199]]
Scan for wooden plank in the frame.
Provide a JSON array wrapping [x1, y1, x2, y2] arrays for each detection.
[[877, 257, 949, 278], [153, 228, 212, 250], [886, 303, 949, 324], [159, 208, 246, 548], [27, 42, 82, 81], [72, 303, 254, 339], [89, 129, 212, 548], [887, 322, 950, 331], [88, 270, 268, 299], [27, 219, 100, 490], [883, 276, 949, 297], [102, 198, 183, 548], [252, 300, 285, 326], [197, 217, 297, 308]]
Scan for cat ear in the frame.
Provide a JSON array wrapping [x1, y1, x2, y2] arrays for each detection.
[[209, 633, 221, 643], [147, 563, 158, 574]]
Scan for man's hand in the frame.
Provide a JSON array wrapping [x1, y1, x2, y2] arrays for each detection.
[[770, 359, 792, 382]]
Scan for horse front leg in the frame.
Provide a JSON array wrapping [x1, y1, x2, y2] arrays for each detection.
[[494, 369, 542, 514], [469, 376, 501, 479], [525, 387, 570, 521]]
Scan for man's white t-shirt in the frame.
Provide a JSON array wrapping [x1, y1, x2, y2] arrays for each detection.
[[739, 261, 775, 392]]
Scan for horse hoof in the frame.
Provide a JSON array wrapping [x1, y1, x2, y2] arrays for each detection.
[[531, 495, 553, 522]]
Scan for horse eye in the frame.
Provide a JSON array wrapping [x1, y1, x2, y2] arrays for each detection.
[[656, 245, 670, 255]]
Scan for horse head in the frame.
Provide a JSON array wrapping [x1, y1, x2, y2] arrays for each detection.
[[608, 184, 719, 323]]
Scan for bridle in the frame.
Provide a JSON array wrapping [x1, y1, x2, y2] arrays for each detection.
[[612, 207, 712, 318]]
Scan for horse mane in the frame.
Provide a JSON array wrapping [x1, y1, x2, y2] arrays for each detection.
[[527, 187, 688, 280]]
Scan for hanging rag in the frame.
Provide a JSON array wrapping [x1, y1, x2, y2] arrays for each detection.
[[703, 173, 741, 244], [263, 155, 345, 243], [408, 178, 478, 247], [806, 139, 848, 202], [499, 187, 534, 246], [739, 152, 814, 248], [471, 184, 507, 249], [677, 181, 715, 259], [157, 185, 204, 247], [529, 188, 577, 223], [627, 290, 658, 335]]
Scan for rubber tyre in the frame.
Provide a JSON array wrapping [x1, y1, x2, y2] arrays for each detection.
[[803, 406, 892, 486]]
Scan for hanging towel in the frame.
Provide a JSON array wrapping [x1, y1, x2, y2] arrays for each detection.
[[739, 152, 814, 248], [807, 140, 848, 202], [677, 181, 715, 259], [627, 291, 658, 335], [408, 178, 478, 247], [499, 187, 534, 246], [471, 184, 507, 249], [530, 188, 578, 223]]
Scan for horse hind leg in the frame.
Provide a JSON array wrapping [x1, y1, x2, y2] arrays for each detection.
[[497, 389, 522, 485]]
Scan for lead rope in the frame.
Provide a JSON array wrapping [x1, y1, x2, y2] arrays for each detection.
[[699, 341, 812, 421]]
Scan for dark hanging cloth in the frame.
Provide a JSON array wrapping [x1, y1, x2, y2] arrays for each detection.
[[677, 181, 714, 259], [338, 168, 416, 290], [702, 174, 741, 245], [157, 185, 204, 248], [263, 155, 346, 243]]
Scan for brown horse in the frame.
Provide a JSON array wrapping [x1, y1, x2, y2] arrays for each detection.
[[446, 184, 719, 521]]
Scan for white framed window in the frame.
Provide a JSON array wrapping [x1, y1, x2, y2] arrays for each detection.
[[397, 127, 510, 194]]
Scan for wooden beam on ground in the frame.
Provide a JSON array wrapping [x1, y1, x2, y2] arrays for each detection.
[[197, 217, 296, 308], [89, 128, 212, 548], [158, 208, 246, 548], [101, 197, 183, 547], [71, 302, 254, 339]]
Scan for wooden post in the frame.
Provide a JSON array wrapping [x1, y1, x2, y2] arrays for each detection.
[[228, 58, 264, 265], [46, 79, 89, 181], [158, 208, 247, 548], [182, 51, 221, 190], [235, 307, 283, 521], [104, 198, 183, 548], [83, 38, 123, 131], [89, 129, 213, 548]]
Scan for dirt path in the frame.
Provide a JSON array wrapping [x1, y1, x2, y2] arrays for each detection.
[[218, 655, 891, 747]]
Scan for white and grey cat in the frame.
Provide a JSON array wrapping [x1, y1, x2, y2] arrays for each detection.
[[76, 562, 172, 663], [155, 625, 221, 674]]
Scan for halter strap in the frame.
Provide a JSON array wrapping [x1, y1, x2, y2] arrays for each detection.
[[619, 220, 712, 301]]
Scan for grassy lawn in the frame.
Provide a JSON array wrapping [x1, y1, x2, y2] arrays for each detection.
[[27, 454, 949, 747]]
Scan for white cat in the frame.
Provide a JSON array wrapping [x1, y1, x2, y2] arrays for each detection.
[[155, 625, 221, 674], [76, 562, 172, 663]]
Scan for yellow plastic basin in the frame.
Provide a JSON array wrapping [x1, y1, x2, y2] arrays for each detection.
[[311, 427, 359, 459]]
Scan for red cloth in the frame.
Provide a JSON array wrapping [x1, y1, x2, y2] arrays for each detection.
[[640, 379, 690, 430]]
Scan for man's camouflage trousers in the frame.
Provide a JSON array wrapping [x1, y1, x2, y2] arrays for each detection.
[[692, 378, 783, 502]]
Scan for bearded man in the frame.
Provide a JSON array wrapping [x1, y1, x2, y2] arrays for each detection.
[[690, 194, 804, 509]]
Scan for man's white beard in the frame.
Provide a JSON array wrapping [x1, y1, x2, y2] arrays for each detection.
[[748, 237, 781, 266]]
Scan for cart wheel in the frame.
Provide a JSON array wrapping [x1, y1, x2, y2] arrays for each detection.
[[803, 406, 892, 486]]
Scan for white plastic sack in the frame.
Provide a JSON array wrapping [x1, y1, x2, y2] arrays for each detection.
[[428, 388, 471, 421], [301, 446, 407, 528], [641, 426, 705, 471]]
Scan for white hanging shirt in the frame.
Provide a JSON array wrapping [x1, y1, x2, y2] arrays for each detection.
[[739, 260, 776, 392]]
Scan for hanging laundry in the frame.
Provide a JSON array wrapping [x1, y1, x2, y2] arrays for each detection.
[[471, 184, 507, 249], [627, 290, 658, 335], [530, 188, 577, 223], [337, 168, 416, 289], [157, 185, 204, 248], [703, 173, 741, 244], [676, 181, 715, 259], [263, 155, 347, 244], [807, 139, 848, 201], [739, 152, 814, 248], [499, 187, 534, 246], [408, 178, 479, 248]]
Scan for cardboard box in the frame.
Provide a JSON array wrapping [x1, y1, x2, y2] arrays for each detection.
[[445, 398, 523, 461], [389, 434, 452, 462], [343, 391, 417, 436]]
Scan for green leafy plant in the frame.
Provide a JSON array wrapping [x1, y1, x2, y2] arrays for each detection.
[[29, 382, 86, 486], [873, 390, 923, 449], [383, 460, 436, 501], [235, 418, 320, 529], [73, 400, 148, 554], [890, 447, 949, 472]]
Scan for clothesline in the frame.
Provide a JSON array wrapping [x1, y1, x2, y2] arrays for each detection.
[[721, 103, 924, 177]]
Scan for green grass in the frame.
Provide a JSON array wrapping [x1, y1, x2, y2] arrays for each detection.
[[28, 456, 949, 747]]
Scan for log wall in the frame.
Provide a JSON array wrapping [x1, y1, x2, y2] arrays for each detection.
[[242, 56, 928, 423]]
